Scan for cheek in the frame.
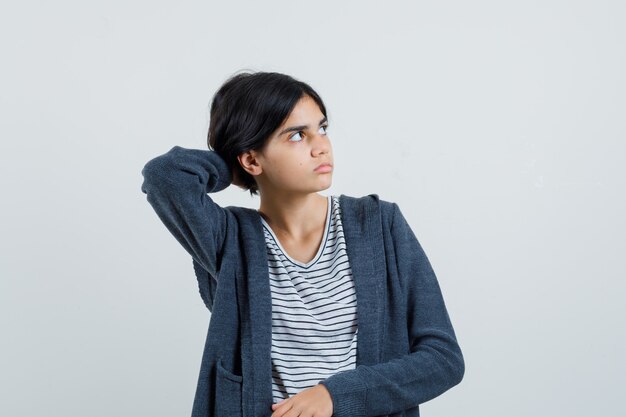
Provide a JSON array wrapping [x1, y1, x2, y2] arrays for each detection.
[[265, 148, 310, 179], [275, 161, 308, 184]]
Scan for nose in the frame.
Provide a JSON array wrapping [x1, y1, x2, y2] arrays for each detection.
[[311, 131, 331, 157]]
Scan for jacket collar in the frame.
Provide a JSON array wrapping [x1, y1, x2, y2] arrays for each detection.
[[233, 193, 385, 416]]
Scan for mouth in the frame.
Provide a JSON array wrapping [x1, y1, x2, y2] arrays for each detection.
[[314, 163, 333, 172]]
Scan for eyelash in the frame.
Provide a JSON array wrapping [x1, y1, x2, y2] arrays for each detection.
[[289, 124, 329, 142]]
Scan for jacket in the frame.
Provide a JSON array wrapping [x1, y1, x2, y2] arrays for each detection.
[[140, 145, 465, 417]]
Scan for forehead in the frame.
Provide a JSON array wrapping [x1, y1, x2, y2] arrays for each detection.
[[283, 95, 323, 124]]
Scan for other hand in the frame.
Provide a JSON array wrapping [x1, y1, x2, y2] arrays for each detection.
[[270, 384, 333, 417]]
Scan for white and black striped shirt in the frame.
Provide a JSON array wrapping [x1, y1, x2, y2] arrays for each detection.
[[260, 194, 359, 403]]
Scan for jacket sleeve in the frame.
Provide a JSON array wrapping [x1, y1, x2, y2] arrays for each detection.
[[318, 202, 465, 417], [140, 145, 232, 280]]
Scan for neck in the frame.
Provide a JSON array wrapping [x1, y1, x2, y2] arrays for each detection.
[[257, 191, 329, 240]]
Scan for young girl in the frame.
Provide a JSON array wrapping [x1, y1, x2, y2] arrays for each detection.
[[141, 71, 464, 417]]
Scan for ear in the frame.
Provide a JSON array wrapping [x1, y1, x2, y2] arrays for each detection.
[[237, 151, 263, 177]]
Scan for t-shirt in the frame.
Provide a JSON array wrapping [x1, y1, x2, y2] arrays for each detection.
[[260, 194, 359, 403]]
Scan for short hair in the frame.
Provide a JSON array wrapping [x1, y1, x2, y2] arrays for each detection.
[[207, 70, 328, 197]]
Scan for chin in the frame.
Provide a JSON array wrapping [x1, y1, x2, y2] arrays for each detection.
[[316, 181, 333, 192]]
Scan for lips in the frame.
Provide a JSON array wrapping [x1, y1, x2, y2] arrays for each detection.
[[314, 163, 333, 171]]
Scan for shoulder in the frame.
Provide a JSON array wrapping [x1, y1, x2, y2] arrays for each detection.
[[337, 193, 399, 226]]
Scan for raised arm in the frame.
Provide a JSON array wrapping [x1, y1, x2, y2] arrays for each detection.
[[140, 145, 233, 280], [318, 202, 465, 416]]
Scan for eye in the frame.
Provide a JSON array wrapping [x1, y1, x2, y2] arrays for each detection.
[[288, 124, 329, 142], [289, 131, 304, 142]]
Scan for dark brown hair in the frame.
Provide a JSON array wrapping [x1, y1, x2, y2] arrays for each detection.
[[207, 70, 328, 197]]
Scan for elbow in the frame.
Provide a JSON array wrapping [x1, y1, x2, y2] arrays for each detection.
[[141, 157, 158, 182], [140, 163, 157, 195], [141, 147, 180, 180], [447, 340, 465, 387], [140, 156, 172, 194], [141, 156, 165, 181], [453, 348, 465, 386], [432, 337, 465, 388], [441, 329, 465, 386]]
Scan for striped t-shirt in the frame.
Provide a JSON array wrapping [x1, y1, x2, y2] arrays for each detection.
[[260, 194, 359, 403]]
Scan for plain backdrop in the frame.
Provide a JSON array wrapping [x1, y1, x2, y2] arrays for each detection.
[[1, 1, 624, 416]]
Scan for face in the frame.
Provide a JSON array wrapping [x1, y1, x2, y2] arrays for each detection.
[[244, 94, 334, 196]]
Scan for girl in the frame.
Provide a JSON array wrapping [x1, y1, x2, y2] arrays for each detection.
[[141, 71, 464, 417]]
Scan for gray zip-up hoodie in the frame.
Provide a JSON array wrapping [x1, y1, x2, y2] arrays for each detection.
[[140, 145, 465, 417]]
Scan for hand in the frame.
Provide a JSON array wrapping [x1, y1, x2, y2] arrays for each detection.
[[270, 384, 333, 417]]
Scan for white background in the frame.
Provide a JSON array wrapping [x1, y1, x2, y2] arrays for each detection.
[[1, 1, 624, 416]]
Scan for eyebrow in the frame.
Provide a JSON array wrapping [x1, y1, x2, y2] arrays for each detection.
[[278, 116, 328, 136]]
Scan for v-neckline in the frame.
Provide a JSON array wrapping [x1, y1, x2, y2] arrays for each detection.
[[259, 195, 332, 268]]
